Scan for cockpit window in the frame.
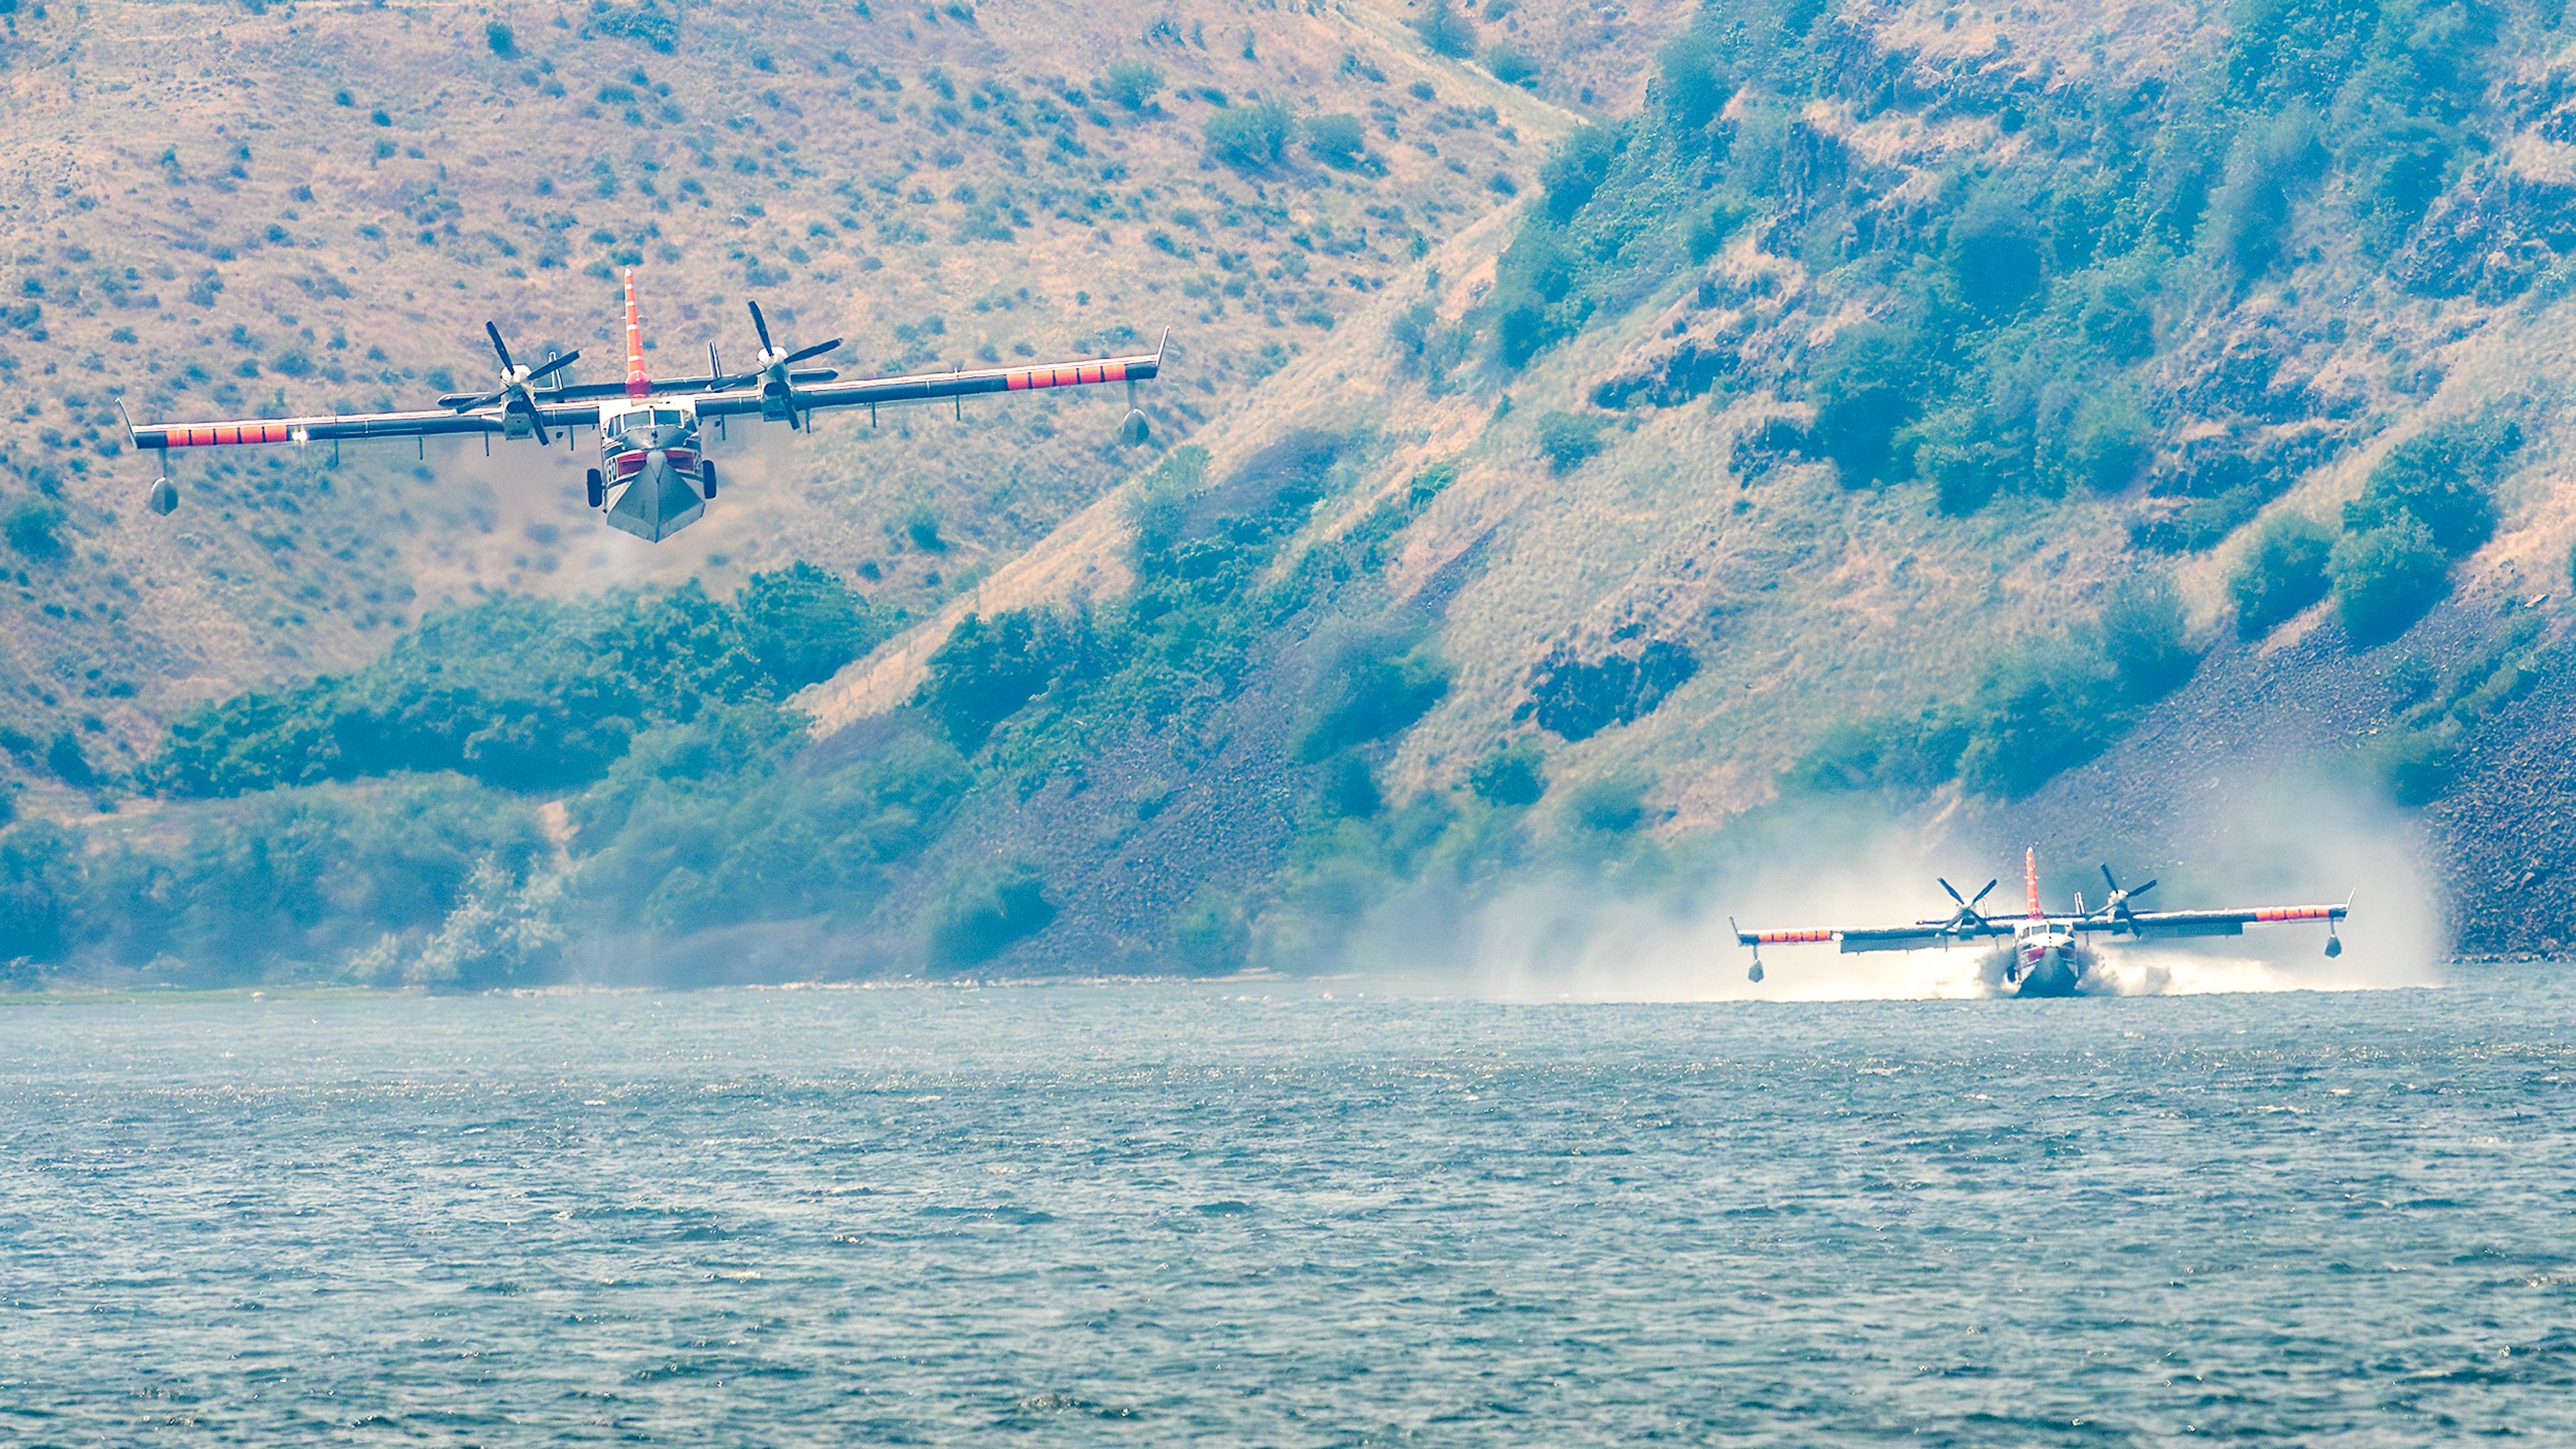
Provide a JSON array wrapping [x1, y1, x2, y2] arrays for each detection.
[[653, 409, 684, 427]]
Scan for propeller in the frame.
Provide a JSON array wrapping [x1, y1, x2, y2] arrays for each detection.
[[1934, 876, 1999, 937], [450, 322, 582, 445], [2095, 863, 2158, 932], [716, 300, 841, 429]]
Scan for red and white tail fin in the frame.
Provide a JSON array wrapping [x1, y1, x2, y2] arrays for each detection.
[[623, 269, 649, 398], [2025, 847, 2043, 919]]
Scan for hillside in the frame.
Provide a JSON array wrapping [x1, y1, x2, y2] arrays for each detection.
[[0, 0, 1620, 767], [6, 0, 2576, 987]]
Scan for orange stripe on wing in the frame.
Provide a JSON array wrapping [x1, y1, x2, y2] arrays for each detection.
[[1755, 928, 1835, 945]]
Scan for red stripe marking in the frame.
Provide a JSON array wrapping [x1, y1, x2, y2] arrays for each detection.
[[1756, 928, 1833, 944]]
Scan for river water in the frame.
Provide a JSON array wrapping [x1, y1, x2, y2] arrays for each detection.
[[4, 973, 2572, 1445]]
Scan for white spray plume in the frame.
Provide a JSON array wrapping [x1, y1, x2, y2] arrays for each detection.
[[1363, 763, 2445, 1004]]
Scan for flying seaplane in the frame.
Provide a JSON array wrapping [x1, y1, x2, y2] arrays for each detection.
[[121, 270, 1165, 542], [1733, 849, 2349, 998]]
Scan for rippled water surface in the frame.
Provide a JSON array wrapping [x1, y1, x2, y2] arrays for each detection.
[[6, 974, 2575, 1445]]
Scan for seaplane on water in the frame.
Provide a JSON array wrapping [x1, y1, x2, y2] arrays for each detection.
[[1733, 848, 2349, 998], [121, 270, 1165, 542]]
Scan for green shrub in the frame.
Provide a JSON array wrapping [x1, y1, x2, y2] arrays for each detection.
[[1537, 125, 1618, 224], [1807, 323, 1920, 484], [123, 778, 548, 981], [1483, 45, 1536, 87], [1525, 641, 1697, 741], [2348, 115, 2459, 255], [1320, 753, 1382, 817], [2206, 110, 2321, 278], [1303, 113, 1368, 169], [43, 731, 93, 788], [902, 502, 945, 552], [2345, 419, 2517, 558], [1468, 740, 1546, 807], [2330, 516, 2450, 646], [2076, 269, 2159, 362], [0, 820, 79, 964], [1295, 633, 1450, 761], [915, 608, 1096, 751], [1686, 192, 1757, 261], [1169, 887, 1248, 970], [1203, 101, 1293, 171], [1953, 648, 2121, 800], [1534, 411, 1605, 474], [1793, 710, 1966, 794], [152, 584, 783, 798], [1943, 193, 2045, 316], [2094, 574, 2200, 698], [2371, 722, 2458, 806], [2050, 393, 2149, 494], [3, 501, 64, 560], [1909, 401, 2021, 515], [1104, 60, 1163, 111], [1414, 0, 1477, 57], [735, 562, 886, 692], [485, 20, 516, 56], [2229, 514, 2334, 637], [574, 726, 968, 934], [926, 865, 1057, 967], [1484, 223, 1581, 368], [1566, 773, 1647, 833], [1656, 28, 1735, 129], [1126, 446, 1210, 564]]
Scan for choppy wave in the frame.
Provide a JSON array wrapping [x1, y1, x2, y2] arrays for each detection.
[[5, 979, 2567, 1444]]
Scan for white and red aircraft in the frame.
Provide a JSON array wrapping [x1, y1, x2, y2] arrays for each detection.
[[123, 270, 1165, 542], [1734, 848, 2349, 997]]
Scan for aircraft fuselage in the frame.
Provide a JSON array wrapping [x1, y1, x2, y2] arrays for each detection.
[[2006, 922, 2085, 998], [595, 399, 708, 542]]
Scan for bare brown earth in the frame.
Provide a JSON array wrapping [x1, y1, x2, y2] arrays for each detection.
[[0, 0, 1662, 786]]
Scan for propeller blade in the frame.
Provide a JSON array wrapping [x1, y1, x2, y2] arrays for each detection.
[[451, 389, 507, 411], [2100, 863, 2120, 893], [1940, 877, 1966, 906], [1970, 879, 1997, 906], [524, 349, 583, 383], [529, 414, 551, 447], [2131, 879, 2157, 898], [486, 321, 515, 374], [783, 337, 842, 366], [748, 300, 774, 354]]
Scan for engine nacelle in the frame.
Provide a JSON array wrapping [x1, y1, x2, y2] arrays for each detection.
[[758, 378, 796, 423]]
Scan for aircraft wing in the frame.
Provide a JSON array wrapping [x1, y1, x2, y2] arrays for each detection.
[[1737, 922, 2006, 954], [700, 334, 1165, 419], [125, 399, 601, 451], [2069, 903, 2347, 939]]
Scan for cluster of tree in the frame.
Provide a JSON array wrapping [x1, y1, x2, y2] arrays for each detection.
[[1436, 0, 2540, 539], [2228, 417, 2520, 644], [0, 564, 931, 985], [151, 564, 888, 797], [1796, 574, 2204, 800]]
